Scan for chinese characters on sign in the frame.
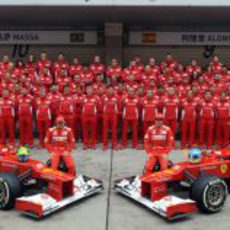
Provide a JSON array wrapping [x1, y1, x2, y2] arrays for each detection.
[[129, 32, 230, 45]]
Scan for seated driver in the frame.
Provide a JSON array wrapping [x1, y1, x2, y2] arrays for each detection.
[[44, 115, 76, 176], [17, 146, 30, 162], [188, 148, 202, 164], [144, 113, 174, 174]]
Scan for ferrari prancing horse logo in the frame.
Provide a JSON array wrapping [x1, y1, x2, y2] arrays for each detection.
[[220, 164, 228, 174]]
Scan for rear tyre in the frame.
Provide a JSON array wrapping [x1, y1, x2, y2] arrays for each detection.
[[190, 174, 227, 213], [0, 173, 21, 210]]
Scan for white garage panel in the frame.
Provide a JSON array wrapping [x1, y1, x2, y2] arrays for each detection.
[[0, 45, 104, 64], [124, 46, 230, 66]]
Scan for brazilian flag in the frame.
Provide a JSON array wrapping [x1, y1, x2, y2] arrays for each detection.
[[70, 33, 84, 43]]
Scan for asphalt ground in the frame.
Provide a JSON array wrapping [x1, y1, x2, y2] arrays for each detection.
[[0, 143, 230, 230]]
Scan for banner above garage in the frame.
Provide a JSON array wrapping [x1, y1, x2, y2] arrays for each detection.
[[0, 31, 98, 45], [129, 31, 230, 46]]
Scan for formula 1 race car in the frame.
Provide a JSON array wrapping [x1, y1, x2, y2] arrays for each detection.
[[115, 149, 230, 220], [0, 147, 103, 219]]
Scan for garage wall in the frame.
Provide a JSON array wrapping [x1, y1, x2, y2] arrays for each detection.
[[0, 45, 104, 64], [124, 46, 230, 67], [0, 44, 229, 68]]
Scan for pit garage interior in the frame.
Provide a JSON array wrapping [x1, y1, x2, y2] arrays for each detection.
[[0, 2, 230, 230]]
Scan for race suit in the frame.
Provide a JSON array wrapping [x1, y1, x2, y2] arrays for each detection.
[[44, 126, 76, 176], [81, 96, 99, 148], [199, 99, 216, 149], [121, 96, 140, 148], [144, 125, 174, 174], [216, 100, 230, 147], [181, 99, 198, 148], [102, 95, 119, 149], [0, 97, 15, 145], [163, 95, 179, 135], [17, 95, 34, 146], [141, 97, 158, 134], [35, 97, 52, 146], [59, 95, 75, 132]]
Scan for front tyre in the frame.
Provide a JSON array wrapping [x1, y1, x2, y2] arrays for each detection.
[[0, 173, 21, 210], [190, 174, 228, 213]]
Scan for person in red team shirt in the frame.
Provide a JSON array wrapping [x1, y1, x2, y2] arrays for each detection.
[[221, 66, 230, 82], [114, 83, 127, 128], [186, 58, 202, 76], [216, 92, 230, 148], [21, 67, 35, 85], [80, 66, 94, 85], [133, 55, 144, 73], [81, 86, 99, 149], [144, 113, 174, 173], [210, 73, 224, 95], [122, 60, 140, 82], [56, 67, 72, 93], [163, 88, 179, 136], [141, 89, 159, 134], [195, 76, 209, 96], [124, 74, 140, 92], [73, 86, 86, 141], [1, 72, 15, 93], [177, 74, 191, 99], [102, 87, 119, 150], [69, 57, 83, 78], [19, 75, 32, 93], [59, 85, 75, 133], [17, 87, 34, 147], [35, 87, 51, 148], [141, 65, 157, 87], [40, 66, 53, 91], [160, 53, 178, 71], [148, 57, 160, 75], [0, 55, 11, 72], [180, 90, 198, 149], [210, 56, 222, 73], [47, 84, 62, 123], [13, 84, 22, 100], [106, 59, 122, 85], [199, 91, 216, 149], [93, 74, 107, 94], [89, 55, 105, 77], [0, 89, 15, 145], [33, 78, 45, 98], [94, 86, 106, 143], [121, 87, 140, 149], [44, 115, 76, 176], [53, 53, 69, 76], [37, 52, 52, 74], [25, 54, 37, 75], [157, 67, 174, 86], [14, 59, 24, 77]]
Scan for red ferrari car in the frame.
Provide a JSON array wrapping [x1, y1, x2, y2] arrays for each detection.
[[115, 149, 230, 220], [0, 148, 103, 219]]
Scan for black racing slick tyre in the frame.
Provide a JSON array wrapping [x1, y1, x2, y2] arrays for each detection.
[[0, 173, 21, 210], [190, 174, 228, 213]]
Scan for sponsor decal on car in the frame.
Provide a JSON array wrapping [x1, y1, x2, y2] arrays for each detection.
[[220, 164, 228, 174]]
